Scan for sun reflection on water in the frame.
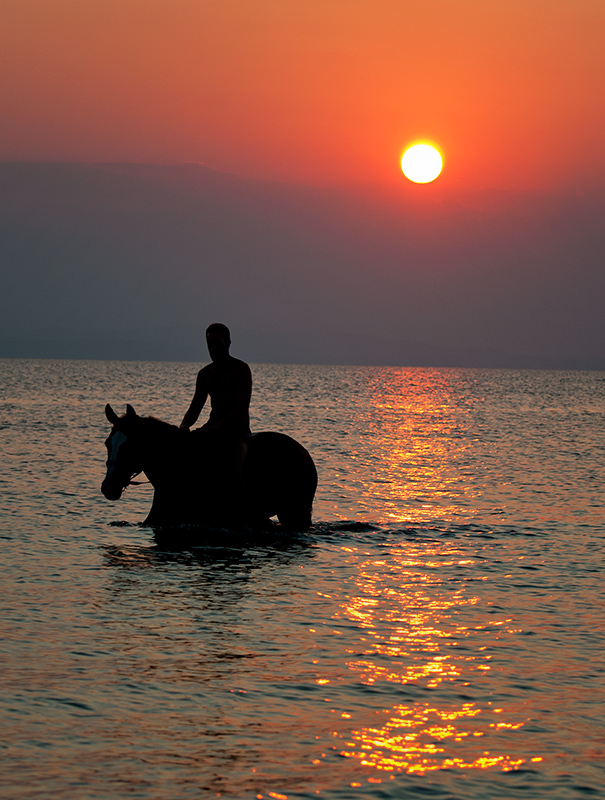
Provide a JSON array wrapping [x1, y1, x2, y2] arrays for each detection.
[[323, 542, 537, 777], [343, 369, 489, 525], [340, 701, 528, 776], [313, 371, 537, 774]]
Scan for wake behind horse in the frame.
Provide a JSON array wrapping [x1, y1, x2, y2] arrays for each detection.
[[102, 405, 317, 531]]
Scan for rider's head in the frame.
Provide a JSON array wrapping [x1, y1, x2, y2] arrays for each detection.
[[206, 323, 231, 362]]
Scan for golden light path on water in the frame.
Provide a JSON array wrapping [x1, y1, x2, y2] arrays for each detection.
[[332, 545, 540, 777], [291, 369, 554, 786], [373, 394, 472, 525], [338, 370, 488, 526]]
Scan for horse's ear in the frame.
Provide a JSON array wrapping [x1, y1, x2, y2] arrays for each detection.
[[105, 404, 120, 425], [126, 404, 137, 420]]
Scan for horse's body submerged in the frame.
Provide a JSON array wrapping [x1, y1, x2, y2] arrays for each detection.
[[101, 405, 317, 531]]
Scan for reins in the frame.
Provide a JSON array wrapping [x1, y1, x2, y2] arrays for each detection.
[[127, 471, 148, 487]]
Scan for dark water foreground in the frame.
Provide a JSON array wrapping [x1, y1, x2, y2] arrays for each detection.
[[1, 359, 604, 799]]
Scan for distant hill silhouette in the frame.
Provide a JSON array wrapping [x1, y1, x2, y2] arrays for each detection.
[[1, 161, 604, 368]]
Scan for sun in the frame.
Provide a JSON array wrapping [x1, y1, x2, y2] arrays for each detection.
[[400, 143, 443, 183]]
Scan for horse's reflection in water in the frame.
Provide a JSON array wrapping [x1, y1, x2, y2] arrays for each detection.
[[101, 532, 315, 612], [103, 532, 313, 579], [101, 404, 317, 539]]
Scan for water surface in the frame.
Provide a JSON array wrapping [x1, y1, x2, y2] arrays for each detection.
[[1, 359, 604, 799]]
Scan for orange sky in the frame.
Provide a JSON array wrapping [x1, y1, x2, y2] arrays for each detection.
[[1, 0, 604, 190]]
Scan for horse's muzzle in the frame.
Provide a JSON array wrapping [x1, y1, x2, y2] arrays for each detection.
[[101, 477, 124, 501]]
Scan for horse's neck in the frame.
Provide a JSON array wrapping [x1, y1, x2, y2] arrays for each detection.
[[139, 420, 182, 482]]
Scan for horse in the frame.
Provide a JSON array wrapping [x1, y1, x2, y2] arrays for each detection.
[[101, 404, 317, 531]]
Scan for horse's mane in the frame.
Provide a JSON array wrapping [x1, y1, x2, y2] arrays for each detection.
[[140, 415, 180, 439], [141, 415, 178, 430], [138, 415, 203, 463], [112, 412, 180, 440]]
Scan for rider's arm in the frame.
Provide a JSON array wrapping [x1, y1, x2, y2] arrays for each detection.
[[179, 369, 209, 429]]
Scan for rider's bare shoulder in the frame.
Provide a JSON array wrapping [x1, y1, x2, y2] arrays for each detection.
[[196, 362, 214, 385], [230, 357, 251, 374]]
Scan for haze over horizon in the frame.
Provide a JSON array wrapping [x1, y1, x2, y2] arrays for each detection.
[[2, 161, 604, 369], [1, 1, 604, 368]]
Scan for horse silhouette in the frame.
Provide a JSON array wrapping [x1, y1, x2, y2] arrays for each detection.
[[101, 404, 317, 531]]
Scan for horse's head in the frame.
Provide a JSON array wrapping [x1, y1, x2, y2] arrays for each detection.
[[101, 404, 145, 501]]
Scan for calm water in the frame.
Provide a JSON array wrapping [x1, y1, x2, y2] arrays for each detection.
[[1, 358, 604, 799]]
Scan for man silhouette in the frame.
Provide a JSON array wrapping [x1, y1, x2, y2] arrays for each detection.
[[180, 323, 252, 517]]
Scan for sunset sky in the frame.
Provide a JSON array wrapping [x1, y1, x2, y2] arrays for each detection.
[[3, 0, 604, 190], [1, 0, 604, 367]]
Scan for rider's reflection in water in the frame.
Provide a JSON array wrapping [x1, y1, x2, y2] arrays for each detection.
[[179, 323, 252, 519]]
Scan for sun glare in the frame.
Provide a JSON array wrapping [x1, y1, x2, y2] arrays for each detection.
[[401, 144, 443, 184]]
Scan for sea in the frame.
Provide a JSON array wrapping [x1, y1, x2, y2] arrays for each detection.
[[1, 358, 604, 800]]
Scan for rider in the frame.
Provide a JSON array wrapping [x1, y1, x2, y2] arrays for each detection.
[[179, 323, 252, 516]]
